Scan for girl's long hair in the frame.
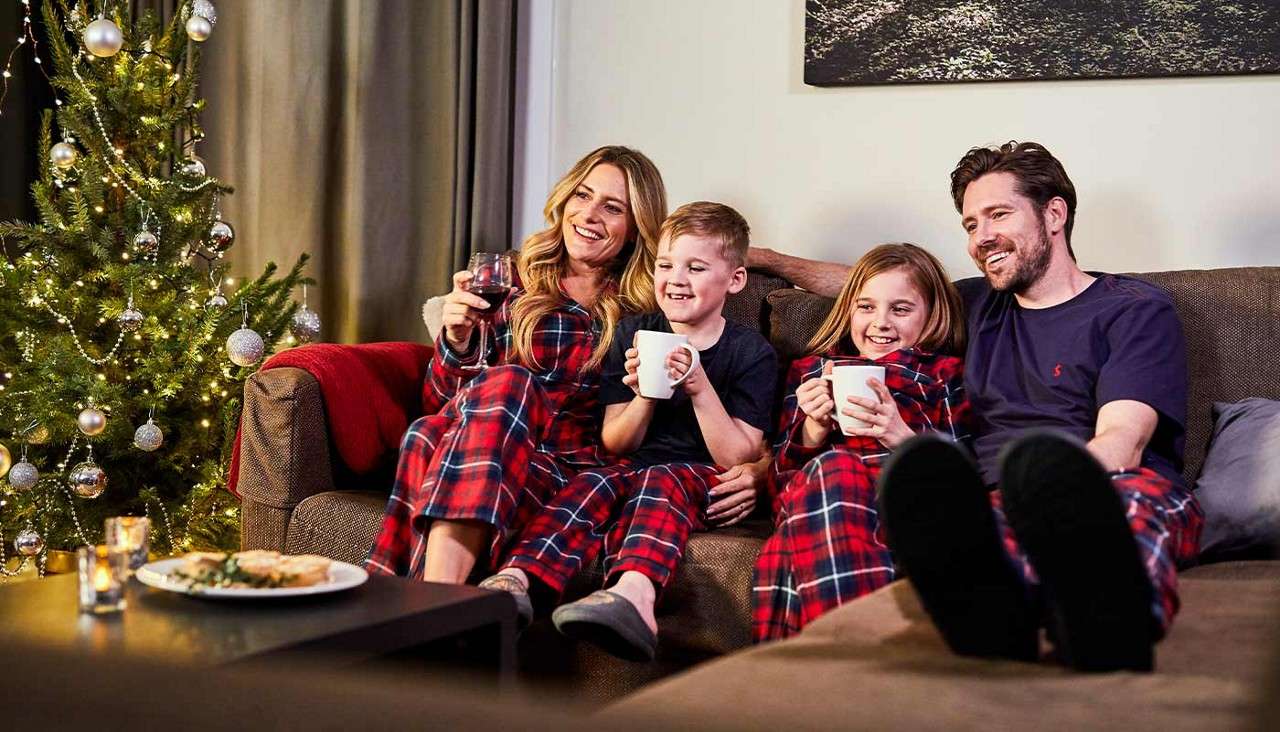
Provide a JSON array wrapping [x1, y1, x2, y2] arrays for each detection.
[[806, 243, 966, 357], [510, 146, 667, 371]]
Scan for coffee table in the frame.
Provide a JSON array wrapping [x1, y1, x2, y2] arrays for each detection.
[[0, 571, 516, 681]]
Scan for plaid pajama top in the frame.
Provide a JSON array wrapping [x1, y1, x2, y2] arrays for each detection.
[[423, 283, 608, 466], [767, 349, 971, 518]]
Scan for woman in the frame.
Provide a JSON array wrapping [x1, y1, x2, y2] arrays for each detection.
[[367, 145, 667, 584]]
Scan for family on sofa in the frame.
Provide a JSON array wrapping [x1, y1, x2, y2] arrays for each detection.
[[363, 140, 1203, 673]]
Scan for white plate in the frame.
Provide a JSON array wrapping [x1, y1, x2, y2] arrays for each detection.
[[135, 557, 369, 598]]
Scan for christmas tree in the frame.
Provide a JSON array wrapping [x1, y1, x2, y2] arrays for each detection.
[[0, 0, 315, 575]]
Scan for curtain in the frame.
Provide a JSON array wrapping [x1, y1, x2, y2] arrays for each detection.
[[200, 0, 517, 343]]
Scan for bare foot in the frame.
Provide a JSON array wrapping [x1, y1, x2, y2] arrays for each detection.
[[606, 570, 658, 635]]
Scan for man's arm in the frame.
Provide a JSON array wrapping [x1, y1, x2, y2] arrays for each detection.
[[747, 247, 850, 298], [1088, 399, 1158, 472]]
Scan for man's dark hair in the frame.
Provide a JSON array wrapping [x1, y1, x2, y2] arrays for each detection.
[[950, 141, 1077, 259]]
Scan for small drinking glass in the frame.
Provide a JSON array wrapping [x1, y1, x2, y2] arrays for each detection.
[[462, 251, 513, 371], [78, 545, 128, 614], [105, 516, 150, 576]]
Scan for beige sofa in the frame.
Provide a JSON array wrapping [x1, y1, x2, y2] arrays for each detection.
[[237, 266, 1280, 709]]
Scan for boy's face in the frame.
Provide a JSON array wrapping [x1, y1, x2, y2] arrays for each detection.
[[654, 233, 746, 327]]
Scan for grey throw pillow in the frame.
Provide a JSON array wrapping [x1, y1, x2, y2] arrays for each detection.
[[1195, 398, 1280, 559]]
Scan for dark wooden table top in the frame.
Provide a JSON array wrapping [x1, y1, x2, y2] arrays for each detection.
[[0, 571, 517, 668]]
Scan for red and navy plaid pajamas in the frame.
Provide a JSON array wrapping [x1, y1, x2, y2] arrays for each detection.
[[501, 460, 720, 594], [752, 350, 970, 642], [990, 469, 1203, 639], [367, 285, 609, 578]]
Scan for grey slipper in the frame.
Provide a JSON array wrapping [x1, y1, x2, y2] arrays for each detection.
[[478, 573, 534, 630], [551, 590, 658, 662]]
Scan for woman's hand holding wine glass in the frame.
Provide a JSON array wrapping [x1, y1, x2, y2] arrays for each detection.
[[443, 252, 513, 370]]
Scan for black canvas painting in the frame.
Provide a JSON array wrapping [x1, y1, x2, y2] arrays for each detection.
[[805, 1, 1280, 85]]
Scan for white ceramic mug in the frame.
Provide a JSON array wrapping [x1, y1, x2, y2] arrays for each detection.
[[635, 330, 701, 399], [823, 364, 886, 435]]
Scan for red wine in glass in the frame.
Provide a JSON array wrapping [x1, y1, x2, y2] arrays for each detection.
[[470, 285, 510, 319], [463, 252, 513, 370]]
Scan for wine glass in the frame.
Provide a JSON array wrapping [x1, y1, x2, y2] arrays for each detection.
[[463, 251, 513, 371]]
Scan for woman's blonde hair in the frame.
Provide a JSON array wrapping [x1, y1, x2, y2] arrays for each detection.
[[510, 146, 667, 371], [806, 243, 966, 357]]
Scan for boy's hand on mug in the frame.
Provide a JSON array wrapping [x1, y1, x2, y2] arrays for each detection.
[[441, 270, 490, 350], [622, 346, 644, 397], [667, 347, 708, 397], [796, 361, 835, 447], [844, 378, 913, 449]]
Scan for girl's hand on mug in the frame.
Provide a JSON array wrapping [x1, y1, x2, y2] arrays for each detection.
[[796, 362, 836, 447], [441, 270, 491, 350], [844, 378, 913, 449], [667, 347, 708, 397]]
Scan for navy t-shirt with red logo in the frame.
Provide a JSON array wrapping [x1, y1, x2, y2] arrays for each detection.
[[959, 273, 1188, 487]]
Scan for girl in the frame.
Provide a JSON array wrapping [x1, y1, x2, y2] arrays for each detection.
[[751, 242, 969, 641], [366, 145, 666, 583]]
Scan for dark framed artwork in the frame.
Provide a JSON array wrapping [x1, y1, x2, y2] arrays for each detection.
[[805, 1, 1280, 86]]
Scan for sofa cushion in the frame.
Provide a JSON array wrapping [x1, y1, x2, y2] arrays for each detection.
[[765, 288, 833, 361], [606, 563, 1280, 728], [1195, 398, 1280, 560], [286, 490, 386, 565]]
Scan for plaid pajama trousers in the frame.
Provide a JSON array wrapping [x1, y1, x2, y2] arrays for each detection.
[[752, 454, 1203, 643], [991, 467, 1203, 640], [366, 364, 587, 578], [503, 461, 720, 594]]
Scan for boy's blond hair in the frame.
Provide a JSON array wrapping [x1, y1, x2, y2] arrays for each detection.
[[657, 201, 750, 268]]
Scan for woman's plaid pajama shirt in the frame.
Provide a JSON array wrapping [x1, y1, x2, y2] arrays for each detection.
[[366, 287, 609, 578]]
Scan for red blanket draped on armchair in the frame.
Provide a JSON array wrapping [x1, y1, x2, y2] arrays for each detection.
[[227, 342, 434, 497]]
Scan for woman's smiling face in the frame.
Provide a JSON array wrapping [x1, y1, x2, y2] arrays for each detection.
[[561, 163, 634, 270]]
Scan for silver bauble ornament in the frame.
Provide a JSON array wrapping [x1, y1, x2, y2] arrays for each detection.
[[206, 292, 228, 309], [133, 229, 159, 255], [50, 142, 78, 169], [14, 529, 44, 556], [180, 156, 206, 177], [0, 443, 10, 477], [191, 0, 218, 26], [77, 407, 107, 436], [133, 420, 163, 452], [290, 307, 321, 343], [207, 220, 235, 252], [8, 460, 39, 491], [227, 327, 265, 367], [185, 14, 212, 42], [84, 17, 124, 57], [117, 306, 144, 333], [69, 460, 107, 498], [28, 424, 50, 445]]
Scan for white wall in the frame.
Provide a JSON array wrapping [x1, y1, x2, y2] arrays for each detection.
[[514, 0, 1280, 278]]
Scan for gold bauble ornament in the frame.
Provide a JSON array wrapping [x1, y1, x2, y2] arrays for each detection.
[[78, 407, 107, 436], [28, 424, 50, 444], [84, 17, 124, 58], [0, 443, 10, 478], [185, 14, 212, 42], [50, 142, 78, 169]]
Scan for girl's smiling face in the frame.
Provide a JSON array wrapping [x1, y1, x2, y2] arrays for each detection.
[[848, 267, 929, 359]]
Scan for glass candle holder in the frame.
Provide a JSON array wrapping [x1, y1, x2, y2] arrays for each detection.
[[78, 545, 128, 614], [105, 516, 150, 575]]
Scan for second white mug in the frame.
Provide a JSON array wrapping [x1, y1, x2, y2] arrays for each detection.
[[635, 330, 701, 399], [823, 364, 886, 435]]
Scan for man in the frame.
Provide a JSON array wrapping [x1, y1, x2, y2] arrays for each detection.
[[750, 141, 1203, 672]]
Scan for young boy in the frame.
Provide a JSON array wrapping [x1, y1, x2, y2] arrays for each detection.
[[480, 201, 777, 661]]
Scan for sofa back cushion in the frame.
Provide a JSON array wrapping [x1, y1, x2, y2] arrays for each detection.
[[765, 266, 1280, 486]]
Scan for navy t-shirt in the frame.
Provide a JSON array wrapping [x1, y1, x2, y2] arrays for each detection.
[[962, 274, 1188, 486], [600, 312, 778, 467]]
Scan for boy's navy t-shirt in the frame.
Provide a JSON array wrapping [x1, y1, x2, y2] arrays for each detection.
[[961, 274, 1188, 486], [600, 312, 777, 468]]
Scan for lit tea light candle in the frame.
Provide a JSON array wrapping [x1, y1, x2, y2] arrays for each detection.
[[78, 545, 127, 614]]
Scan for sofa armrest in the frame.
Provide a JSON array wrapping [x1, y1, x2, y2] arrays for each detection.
[[238, 367, 336, 550]]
